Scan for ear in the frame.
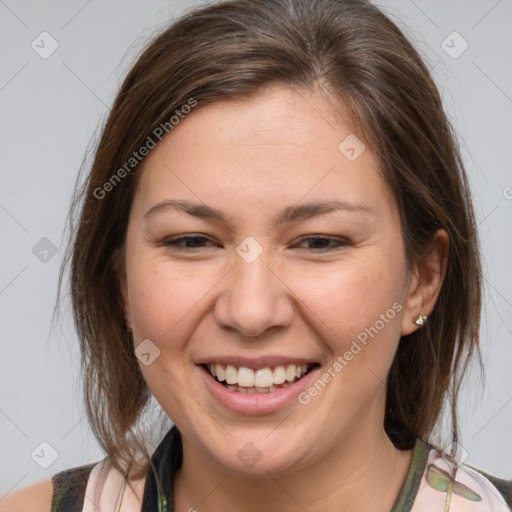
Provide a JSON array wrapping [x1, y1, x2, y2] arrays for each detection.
[[401, 229, 449, 336], [113, 245, 131, 330]]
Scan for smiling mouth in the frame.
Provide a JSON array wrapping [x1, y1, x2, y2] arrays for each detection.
[[203, 362, 319, 393]]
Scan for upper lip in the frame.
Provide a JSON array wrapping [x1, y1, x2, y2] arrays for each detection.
[[196, 355, 320, 370]]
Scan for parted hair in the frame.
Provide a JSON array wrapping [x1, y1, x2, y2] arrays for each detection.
[[59, 0, 482, 481]]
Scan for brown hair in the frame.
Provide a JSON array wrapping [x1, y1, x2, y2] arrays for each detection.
[[58, 0, 483, 481]]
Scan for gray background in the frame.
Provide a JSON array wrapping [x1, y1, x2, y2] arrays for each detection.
[[1, 0, 511, 497]]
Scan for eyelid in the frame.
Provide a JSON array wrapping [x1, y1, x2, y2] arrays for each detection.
[[160, 234, 216, 248], [293, 235, 350, 250]]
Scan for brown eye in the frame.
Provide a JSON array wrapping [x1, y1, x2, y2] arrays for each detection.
[[294, 236, 350, 251], [162, 235, 215, 250]]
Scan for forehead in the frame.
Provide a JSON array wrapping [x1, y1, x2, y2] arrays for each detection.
[[133, 85, 393, 222]]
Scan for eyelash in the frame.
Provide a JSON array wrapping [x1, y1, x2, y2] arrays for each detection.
[[161, 235, 350, 252]]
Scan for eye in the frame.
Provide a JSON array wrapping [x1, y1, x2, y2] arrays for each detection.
[[293, 236, 350, 251], [162, 235, 215, 250]]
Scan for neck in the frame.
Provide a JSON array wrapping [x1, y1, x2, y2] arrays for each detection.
[[173, 422, 413, 512]]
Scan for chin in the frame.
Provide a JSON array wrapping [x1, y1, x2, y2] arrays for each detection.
[[198, 427, 311, 477]]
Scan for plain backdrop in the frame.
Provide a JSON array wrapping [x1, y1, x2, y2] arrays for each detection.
[[1, 0, 511, 497]]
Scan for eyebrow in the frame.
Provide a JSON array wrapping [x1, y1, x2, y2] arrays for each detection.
[[143, 199, 376, 225]]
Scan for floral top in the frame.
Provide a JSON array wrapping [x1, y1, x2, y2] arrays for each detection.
[[51, 426, 512, 512]]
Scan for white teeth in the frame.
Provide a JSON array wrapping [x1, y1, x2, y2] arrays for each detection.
[[225, 382, 296, 393], [285, 365, 296, 382], [273, 365, 286, 385], [216, 364, 225, 381], [225, 365, 238, 385], [238, 366, 255, 387], [254, 368, 274, 387], [207, 363, 312, 389]]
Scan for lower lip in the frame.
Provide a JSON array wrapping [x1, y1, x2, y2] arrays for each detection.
[[198, 365, 320, 415]]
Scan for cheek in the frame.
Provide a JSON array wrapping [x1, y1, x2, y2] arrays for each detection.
[[284, 252, 406, 372], [278, 261, 405, 434], [126, 240, 198, 346], [295, 269, 405, 416], [126, 254, 209, 417]]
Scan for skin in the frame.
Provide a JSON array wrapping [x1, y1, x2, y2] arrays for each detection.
[[119, 84, 448, 512]]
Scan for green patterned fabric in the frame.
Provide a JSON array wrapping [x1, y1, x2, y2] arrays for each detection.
[[390, 438, 431, 512]]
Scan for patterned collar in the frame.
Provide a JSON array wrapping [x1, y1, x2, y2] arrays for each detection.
[[391, 437, 431, 511]]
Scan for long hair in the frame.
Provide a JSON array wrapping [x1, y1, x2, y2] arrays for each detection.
[[58, 0, 482, 481]]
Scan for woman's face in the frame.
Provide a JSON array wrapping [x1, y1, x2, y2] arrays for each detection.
[[121, 85, 425, 475]]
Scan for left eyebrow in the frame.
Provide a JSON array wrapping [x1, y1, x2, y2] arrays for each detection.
[[143, 199, 376, 224], [275, 200, 376, 223]]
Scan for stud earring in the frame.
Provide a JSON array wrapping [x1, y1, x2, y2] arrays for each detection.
[[415, 315, 427, 326]]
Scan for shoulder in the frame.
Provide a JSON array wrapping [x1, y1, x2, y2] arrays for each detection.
[[50, 462, 97, 511], [0, 461, 98, 512], [0, 478, 54, 512], [469, 465, 512, 510], [418, 443, 512, 511]]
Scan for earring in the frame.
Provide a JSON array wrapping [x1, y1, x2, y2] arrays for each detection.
[[415, 315, 427, 326]]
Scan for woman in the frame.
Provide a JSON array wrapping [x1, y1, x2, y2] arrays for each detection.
[[3, 0, 511, 510]]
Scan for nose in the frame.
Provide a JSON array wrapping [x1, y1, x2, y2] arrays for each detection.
[[212, 246, 294, 339]]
